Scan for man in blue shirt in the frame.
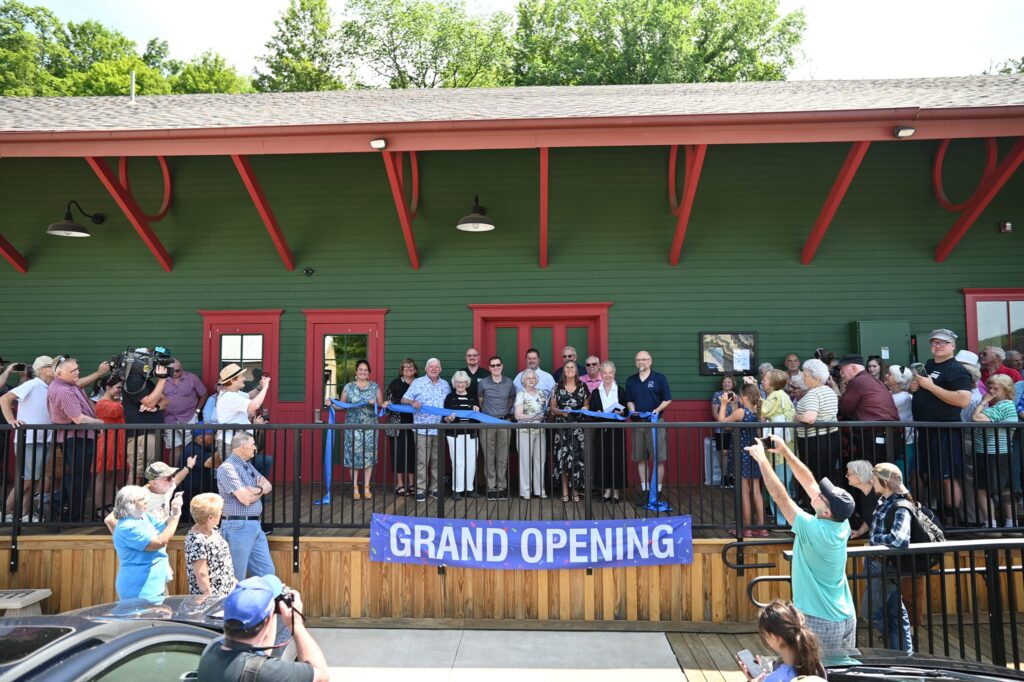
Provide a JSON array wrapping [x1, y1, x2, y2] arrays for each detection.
[[746, 435, 858, 649], [217, 432, 274, 581], [625, 350, 672, 502], [402, 358, 451, 502]]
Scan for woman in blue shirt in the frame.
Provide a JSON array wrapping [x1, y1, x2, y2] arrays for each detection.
[[111, 484, 183, 600], [740, 600, 826, 682]]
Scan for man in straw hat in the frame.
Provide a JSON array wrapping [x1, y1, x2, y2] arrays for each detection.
[[215, 363, 272, 477], [745, 434, 857, 649]]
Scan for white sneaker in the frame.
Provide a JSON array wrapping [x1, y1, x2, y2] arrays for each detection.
[[2, 512, 13, 523], [20, 513, 43, 523]]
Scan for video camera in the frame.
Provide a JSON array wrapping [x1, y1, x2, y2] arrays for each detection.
[[814, 347, 842, 383], [108, 346, 173, 397]]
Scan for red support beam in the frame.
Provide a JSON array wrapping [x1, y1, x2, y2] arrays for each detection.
[[381, 150, 420, 270], [668, 144, 707, 266], [800, 141, 871, 265], [85, 156, 173, 272], [0, 234, 28, 274], [935, 136, 1024, 262], [230, 154, 296, 271], [539, 147, 549, 268]]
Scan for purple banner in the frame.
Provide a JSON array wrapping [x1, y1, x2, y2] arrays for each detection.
[[369, 514, 692, 570]]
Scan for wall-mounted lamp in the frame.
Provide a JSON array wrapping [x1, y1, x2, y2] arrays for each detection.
[[369, 138, 387, 150], [892, 126, 916, 139], [47, 200, 105, 237], [456, 195, 495, 232]]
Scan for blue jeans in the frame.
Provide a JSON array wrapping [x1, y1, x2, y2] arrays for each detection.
[[253, 454, 274, 479], [863, 559, 913, 653], [221, 519, 275, 581]]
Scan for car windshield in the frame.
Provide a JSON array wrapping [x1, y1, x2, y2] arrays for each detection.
[[0, 626, 73, 664]]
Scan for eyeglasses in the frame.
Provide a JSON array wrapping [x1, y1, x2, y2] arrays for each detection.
[[466, 353, 479, 357], [172, 369, 183, 374], [929, 340, 952, 347], [54, 355, 69, 370], [489, 363, 502, 368], [585, 362, 599, 367], [562, 354, 574, 359]]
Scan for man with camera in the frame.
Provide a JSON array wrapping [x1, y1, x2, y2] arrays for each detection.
[[197, 574, 329, 681], [119, 349, 170, 485], [1, 356, 56, 521]]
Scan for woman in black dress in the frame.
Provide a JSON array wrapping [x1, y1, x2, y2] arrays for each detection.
[[383, 358, 418, 495], [549, 361, 590, 502], [587, 361, 627, 503]]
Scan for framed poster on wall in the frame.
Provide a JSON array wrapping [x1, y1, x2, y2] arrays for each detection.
[[699, 332, 758, 376]]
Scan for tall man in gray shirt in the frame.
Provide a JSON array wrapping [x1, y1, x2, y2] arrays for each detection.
[[478, 355, 516, 500]]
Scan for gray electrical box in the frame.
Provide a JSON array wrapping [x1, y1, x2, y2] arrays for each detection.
[[854, 321, 912, 367]]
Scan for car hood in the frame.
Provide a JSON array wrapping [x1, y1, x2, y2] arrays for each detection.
[[62, 595, 226, 630], [825, 648, 1024, 681]]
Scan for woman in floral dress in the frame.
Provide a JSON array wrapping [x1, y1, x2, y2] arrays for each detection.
[[342, 359, 383, 500], [184, 493, 235, 596], [548, 361, 590, 502]]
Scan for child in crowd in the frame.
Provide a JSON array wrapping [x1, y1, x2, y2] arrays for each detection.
[[719, 383, 765, 536], [760, 370, 795, 527], [972, 374, 1019, 528], [739, 599, 826, 682]]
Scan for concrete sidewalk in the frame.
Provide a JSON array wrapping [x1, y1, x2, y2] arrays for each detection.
[[309, 628, 687, 681]]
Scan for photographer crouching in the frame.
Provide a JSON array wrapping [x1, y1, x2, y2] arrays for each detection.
[[197, 575, 329, 681]]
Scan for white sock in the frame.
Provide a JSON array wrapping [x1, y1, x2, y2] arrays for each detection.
[[658, 485, 663, 492], [1005, 518, 1014, 528]]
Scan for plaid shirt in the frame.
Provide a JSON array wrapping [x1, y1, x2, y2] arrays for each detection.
[[868, 493, 912, 549], [216, 453, 263, 517], [47, 377, 96, 442]]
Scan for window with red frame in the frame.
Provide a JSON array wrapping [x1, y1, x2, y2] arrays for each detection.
[[964, 289, 1024, 353]]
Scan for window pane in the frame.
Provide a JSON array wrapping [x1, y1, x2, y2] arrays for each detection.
[[242, 335, 263, 361], [977, 301, 1009, 349], [220, 335, 241, 361], [322, 334, 369, 405], [1011, 301, 1024, 353], [92, 641, 205, 681]]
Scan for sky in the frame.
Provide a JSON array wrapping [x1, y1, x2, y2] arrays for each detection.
[[34, 0, 1024, 81]]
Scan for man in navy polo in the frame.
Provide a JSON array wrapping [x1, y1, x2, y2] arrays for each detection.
[[625, 350, 672, 504]]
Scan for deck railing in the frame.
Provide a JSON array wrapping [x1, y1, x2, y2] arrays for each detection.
[[1, 420, 1022, 571]]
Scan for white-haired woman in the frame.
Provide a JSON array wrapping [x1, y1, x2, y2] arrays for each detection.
[[184, 492, 236, 596], [514, 369, 548, 499], [885, 365, 916, 479], [845, 459, 877, 539], [443, 370, 479, 497], [794, 359, 840, 501], [588, 361, 627, 504], [111, 484, 182, 600]]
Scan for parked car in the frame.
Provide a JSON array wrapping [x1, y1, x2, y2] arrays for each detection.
[[823, 648, 1024, 681], [0, 595, 291, 681]]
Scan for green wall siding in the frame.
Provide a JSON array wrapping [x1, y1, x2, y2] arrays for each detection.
[[1, 139, 1021, 401]]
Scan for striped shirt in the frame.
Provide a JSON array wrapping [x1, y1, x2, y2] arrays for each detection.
[[47, 377, 97, 442], [216, 453, 263, 517], [973, 400, 1018, 455], [795, 386, 839, 438]]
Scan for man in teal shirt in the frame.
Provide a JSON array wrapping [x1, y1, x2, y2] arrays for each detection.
[[746, 434, 857, 648]]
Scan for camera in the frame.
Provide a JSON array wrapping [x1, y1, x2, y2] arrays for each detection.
[[10, 363, 26, 371], [814, 348, 842, 382], [108, 346, 173, 397], [276, 586, 295, 608]]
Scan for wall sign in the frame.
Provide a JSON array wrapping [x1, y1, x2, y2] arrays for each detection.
[[700, 332, 758, 376]]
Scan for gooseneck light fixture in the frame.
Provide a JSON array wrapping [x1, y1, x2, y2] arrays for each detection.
[[47, 200, 105, 238], [455, 195, 495, 232]]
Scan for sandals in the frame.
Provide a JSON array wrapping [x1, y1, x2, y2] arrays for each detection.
[[353, 489, 362, 500], [561, 495, 570, 503], [364, 487, 373, 499], [395, 486, 407, 496], [572, 493, 581, 503]]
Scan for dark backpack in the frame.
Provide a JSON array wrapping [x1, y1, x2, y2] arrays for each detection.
[[883, 498, 945, 573]]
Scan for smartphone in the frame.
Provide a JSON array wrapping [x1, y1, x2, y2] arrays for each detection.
[[736, 649, 762, 678], [910, 362, 928, 377], [11, 363, 26, 371]]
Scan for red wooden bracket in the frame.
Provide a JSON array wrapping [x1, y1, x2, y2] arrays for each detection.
[[381, 150, 420, 270], [230, 154, 296, 271], [86, 156, 173, 272], [935, 136, 1024, 262], [539, 147, 549, 268], [118, 156, 173, 221], [393, 151, 420, 220], [932, 138, 998, 212], [0, 233, 28, 273], [800, 141, 871, 265], [668, 144, 707, 266]]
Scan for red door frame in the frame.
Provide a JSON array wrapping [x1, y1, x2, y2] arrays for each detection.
[[199, 309, 283, 414], [302, 309, 388, 417], [469, 303, 612, 371]]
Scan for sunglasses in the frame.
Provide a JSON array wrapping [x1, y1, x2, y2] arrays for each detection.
[[489, 363, 502, 368], [585, 362, 599, 367]]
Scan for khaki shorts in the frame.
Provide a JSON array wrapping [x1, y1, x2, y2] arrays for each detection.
[[631, 427, 668, 463]]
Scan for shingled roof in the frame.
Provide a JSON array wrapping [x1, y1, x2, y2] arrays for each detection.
[[1, 75, 1022, 133]]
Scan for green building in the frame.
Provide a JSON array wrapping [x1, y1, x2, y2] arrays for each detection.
[[1, 75, 1022, 426]]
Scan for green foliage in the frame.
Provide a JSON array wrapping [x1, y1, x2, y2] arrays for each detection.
[[512, 0, 805, 85], [253, 0, 345, 92], [60, 19, 135, 75], [65, 56, 170, 96], [171, 51, 251, 94], [143, 38, 183, 77], [340, 0, 513, 88], [0, 0, 68, 94], [988, 57, 1024, 75]]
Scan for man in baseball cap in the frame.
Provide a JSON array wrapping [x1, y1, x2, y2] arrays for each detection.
[[104, 458, 196, 533], [745, 435, 857, 649], [197, 575, 328, 680]]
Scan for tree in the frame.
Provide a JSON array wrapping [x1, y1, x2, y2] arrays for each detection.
[[0, 0, 69, 95], [511, 0, 804, 86], [340, 0, 512, 89], [988, 57, 1024, 75], [143, 38, 183, 77], [59, 19, 136, 76], [65, 56, 170, 96], [253, 0, 345, 92], [171, 50, 251, 94]]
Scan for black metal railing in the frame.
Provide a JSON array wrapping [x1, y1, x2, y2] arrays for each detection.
[[734, 538, 1024, 668], [1, 420, 1022, 571]]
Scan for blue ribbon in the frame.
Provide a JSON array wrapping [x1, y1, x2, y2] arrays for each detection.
[[642, 412, 671, 512]]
